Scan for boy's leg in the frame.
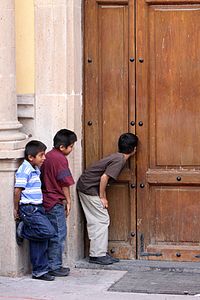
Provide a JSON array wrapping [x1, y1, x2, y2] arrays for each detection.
[[78, 192, 110, 257], [29, 239, 49, 277], [46, 204, 69, 275], [18, 205, 56, 280], [19, 205, 55, 240]]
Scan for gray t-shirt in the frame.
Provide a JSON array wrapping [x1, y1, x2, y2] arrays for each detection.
[[76, 152, 126, 196]]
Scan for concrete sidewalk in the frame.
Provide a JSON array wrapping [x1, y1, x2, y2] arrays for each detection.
[[0, 267, 200, 300], [76, 259, 200, 296]]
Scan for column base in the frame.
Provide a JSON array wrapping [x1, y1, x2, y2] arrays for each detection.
[[0, 121, 27, 143], [0, 135, 29, 276]]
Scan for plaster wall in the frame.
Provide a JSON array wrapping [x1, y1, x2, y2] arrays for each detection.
[[15, 0, 34, 94]]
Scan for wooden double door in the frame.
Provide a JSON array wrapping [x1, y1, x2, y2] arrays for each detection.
[[84, 0, 200, 261]]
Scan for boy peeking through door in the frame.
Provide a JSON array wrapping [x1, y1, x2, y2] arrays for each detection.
[[77, 133, 138, 265]]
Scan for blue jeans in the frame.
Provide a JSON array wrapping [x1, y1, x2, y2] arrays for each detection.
[[46, 204, 67, 271], [19, 204, 56, 276]]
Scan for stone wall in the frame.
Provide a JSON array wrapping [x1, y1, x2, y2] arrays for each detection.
[[34, 0, 84, 265], [0, 0, 83, 276]]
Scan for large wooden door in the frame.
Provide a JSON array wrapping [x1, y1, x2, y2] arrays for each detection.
[[137, 0, 200, 261], [84, 0, 200, 261], [84, 0, 137, 258]]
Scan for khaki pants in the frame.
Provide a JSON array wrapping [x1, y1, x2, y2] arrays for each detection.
[[78, 191, 110, 257]]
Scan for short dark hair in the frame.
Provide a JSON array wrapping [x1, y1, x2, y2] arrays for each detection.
[[118, 133, 138, 154], [53, 129, 77, 149], [25, 140, 47, 161]]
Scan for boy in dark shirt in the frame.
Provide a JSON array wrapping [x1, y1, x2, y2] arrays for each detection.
[[41, 129, 77, 276], [77, 133, 138, 265]]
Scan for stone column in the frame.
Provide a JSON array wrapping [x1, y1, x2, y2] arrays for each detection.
[[34, 0, 84, 264], [65, 0, 84, 265], [0, 0, 28, 276]]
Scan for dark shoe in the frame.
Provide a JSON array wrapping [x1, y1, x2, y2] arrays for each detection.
[[61, 266, 70, 273], [89, 255, 113, 265], [48, 267, 70, 277], [16, 220, 24, 246], [32, 273, 55, 281], [106, 253, 120, 263]]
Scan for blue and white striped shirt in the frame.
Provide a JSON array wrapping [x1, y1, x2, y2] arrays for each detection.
[[15, 160, 43, 205]]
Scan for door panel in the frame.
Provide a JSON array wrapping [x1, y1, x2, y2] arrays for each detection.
[[150, 5, 200, 166], [84, 0, 136, 258], [107, 183, 136, 258], [137, 0, 200, 261], [99, 5, 128, 156]]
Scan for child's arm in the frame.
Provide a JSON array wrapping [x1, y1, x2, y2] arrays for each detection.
[[13, 187, 22, 220], [99, 174, 110, 208], [62, 186, 71, 217]]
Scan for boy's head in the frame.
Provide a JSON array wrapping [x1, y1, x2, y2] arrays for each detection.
[[118, 133, 138, 154], [25, 140, 47, 167], [53, 129, 77, 155]]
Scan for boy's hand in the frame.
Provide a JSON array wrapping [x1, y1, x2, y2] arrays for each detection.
[[100, 197, 108, 209], [62, 186, 71, 217], [14, 187, 22, 220], [13, 208, 19, 220], [65, 202, 71, 217]]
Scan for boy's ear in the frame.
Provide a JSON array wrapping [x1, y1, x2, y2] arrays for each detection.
[[28, 154, 34, 161], [59, 145, 65, 151]]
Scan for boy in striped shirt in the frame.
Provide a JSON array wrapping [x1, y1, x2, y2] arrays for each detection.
[[14, 140, 56, 281]]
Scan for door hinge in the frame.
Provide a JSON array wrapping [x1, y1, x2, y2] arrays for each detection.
[[139, 233, 162, 257]]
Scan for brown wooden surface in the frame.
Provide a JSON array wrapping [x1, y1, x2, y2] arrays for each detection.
[[136, 0, 200, 261], [84, 0, 136, 259], [84, 0, 200, 261]]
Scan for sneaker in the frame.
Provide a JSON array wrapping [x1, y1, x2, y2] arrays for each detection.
[[48, 267, 70, 277], [16, 220, 24, 246], [32, 273, 55, 281], [106, 253, 120, 263], [89, 255, 113, 265]]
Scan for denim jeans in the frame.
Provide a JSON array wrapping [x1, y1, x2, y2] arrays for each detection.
[[19, 204, 56, 276], [46, 204, 67, 271]]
